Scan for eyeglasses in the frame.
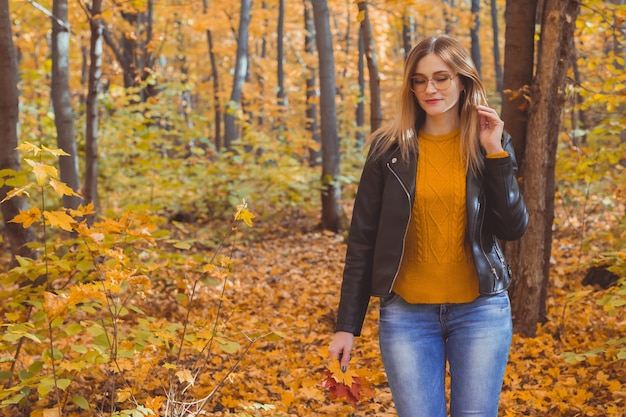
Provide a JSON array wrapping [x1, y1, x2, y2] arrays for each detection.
[[410, 73, 456, 93]]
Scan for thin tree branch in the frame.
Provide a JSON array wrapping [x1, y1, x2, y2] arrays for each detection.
[[25, 0, 70, 31]]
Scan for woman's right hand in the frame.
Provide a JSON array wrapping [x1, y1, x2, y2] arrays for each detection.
[[328, 331, 355, 372]]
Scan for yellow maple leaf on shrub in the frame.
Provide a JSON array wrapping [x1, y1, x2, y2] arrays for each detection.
[[234, 199, 255, 226], [0, 184, 32, 203], [43, 291, 69, 321], [49, 178, 81, 198], [43, 210, 76, 232], [26, 159, 58, 185], [10, 206, 41, 228]]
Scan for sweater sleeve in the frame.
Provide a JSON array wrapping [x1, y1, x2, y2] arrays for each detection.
[[486, 151, 509, 159]]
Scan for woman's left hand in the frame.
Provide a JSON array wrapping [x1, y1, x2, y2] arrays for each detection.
[[476, 105, 505, 154]]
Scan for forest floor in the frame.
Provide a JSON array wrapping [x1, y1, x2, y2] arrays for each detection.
[[201, 211, 625, 417], [1, 206, 624, 417]]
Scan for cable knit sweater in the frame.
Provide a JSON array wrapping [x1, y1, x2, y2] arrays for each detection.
[[392, 129, 480, 304]]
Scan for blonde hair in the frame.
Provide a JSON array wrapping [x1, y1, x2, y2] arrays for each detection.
[[368, 35, 488, 175]]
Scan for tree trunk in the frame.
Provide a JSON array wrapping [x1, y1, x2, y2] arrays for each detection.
[[0, 0, 36, 261], [206, 29, 221, 151], [311, 0, 345, 232], [490, 0, 503, 93], [277, 0, 286, 109], [356, 25, 365, 147], [501, 0, 538, 162], [608, 0, 626, 145], [84, 0, 103, 220], [224, 0, 252, 150], [51, 0, 82, 210], [442, 0, 454, 35], [501, 0, 538, 326], [509, 0, 581, 337], [175, 18, 193, 130], [304, 0, 321, 166], [356, 0, 383, 132], [470, 0, 482, 77], [402, 9, 415, 59], [102, 0, 155, 100]]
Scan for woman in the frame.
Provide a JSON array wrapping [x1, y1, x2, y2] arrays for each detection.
[[328, 35, 529, 417]]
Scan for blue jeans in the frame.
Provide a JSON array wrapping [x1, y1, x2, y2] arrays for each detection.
[[379, 292, 512, 417]]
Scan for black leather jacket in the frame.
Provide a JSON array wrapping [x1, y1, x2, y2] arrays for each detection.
[[336, 133, 529, 336]]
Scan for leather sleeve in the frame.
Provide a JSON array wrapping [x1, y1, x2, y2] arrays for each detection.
[[335, 145, 385, 336], [483, 133, 529, 241]]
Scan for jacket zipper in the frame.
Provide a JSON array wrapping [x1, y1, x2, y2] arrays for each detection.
[[387, 158, 412, 293], [477, 200, 500, 291]]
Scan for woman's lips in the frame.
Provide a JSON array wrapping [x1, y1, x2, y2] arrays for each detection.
[[424, 99, 440, 104]]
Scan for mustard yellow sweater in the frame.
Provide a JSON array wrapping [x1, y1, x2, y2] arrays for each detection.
[[392, 129, 480, 304]]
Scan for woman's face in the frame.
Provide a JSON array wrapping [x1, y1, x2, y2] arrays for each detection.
[[411, 53, 464, 121]]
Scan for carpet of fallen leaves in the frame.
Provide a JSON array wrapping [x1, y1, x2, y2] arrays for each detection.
[[204, 212, 625, 417], [1, 203, 624, 416]]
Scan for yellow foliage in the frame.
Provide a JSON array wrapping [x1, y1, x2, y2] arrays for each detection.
[[234, 200, 255, 227], [10, 206, 41, 228], [49, 178, 81, 198], [144, 396, 165, 414], [68, 284, 107, 308], [1, 184, 33, 204], [175, 369, 195, 386], [43, 210, 76, 232], [43, 291, 69, 321], [25, 159, 58, 185]]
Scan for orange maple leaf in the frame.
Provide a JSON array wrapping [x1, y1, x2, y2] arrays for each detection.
[[10, 206, 41, 228]]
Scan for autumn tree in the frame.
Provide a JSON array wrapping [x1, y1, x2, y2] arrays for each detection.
[[311, 0, 345, 232], [356, 26, 365, 145], [506, 0, 581, 336], [202, 0, 222, 150], [84, 0, 103, 217], [489, 0, 503, 93], [51, 0, 82, 210], [356, 0, 382, 132], [103, 0, 156, 100], [401, 8, 416, 58], [470, 0, 482, 77], [501, 0, 537, 161], [304, 0, 321, 165], [277, 0, 286, 110], [224, 0, 252, 149], [442, 0, 455, 34], [0, 0, 35, 261]]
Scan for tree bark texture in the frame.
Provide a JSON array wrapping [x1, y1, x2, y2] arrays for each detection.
[[102, 0, 154, 99], [277, 0, 286, 108], [501, 0, 538, 162], [509, 0, 581, 337], [207, 30, 222, 151], [51, 0, 82, 210], [84, 0, 103, 219], [490, 0, 503, 93], [470, 0, 482, 77], [402, 9, 415, 59], [356, 0, 383, 132], [224, 0, 251, 149], [0, 0, 36, 260], [311, 0, 345, 232], [304, 0, 321, 166], [356, 26, 365, 146]]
